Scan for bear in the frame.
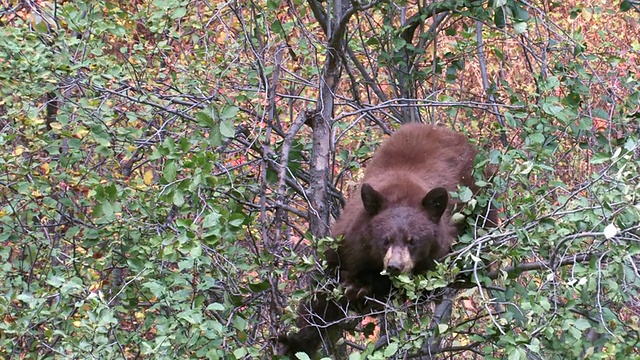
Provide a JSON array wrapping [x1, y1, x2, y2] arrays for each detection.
[[278, 123, 494, 358]]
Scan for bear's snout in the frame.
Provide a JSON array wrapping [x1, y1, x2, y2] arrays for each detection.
[[383, 246, 414, 274]]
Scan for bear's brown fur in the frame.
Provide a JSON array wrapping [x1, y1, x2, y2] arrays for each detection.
[[278, 124, 494, 357]]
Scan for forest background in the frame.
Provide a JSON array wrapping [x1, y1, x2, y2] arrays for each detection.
[[0, 0, 639, 359]]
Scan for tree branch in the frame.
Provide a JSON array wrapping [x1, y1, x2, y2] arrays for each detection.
[[400, 1, 457, 44], [476, 21, 508, 147]]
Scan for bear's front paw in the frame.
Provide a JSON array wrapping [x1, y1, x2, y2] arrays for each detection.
[[345, 282, 371, 301], [275, 334, 296, 357], [276, 333, 314, 358]]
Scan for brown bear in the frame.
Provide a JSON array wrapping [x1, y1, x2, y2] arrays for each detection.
[[278, 123, 493, 358]]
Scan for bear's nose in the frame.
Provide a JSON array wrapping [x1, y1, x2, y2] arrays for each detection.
[[386, 263, 403, 274]]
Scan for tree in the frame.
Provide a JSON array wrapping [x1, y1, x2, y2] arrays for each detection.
[[0, 0, 638, 359]]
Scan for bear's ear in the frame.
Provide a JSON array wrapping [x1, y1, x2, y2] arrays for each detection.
[[422, 187, 449, 222], [361, 183, 385, 216]]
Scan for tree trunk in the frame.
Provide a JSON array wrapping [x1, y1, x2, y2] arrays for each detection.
[[308, 0, 352, 238]]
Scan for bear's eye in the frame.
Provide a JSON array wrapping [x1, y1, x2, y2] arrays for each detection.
[[382, 238, 391, 247], [407, 237, 414, 245]]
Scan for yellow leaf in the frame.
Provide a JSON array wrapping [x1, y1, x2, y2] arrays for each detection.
[[28, 117, 45, 126], [73, 320, 82, 327], [216, 32, 226, 44], [144, 169, 154, 185], [14, 146, 24, 156], [73, 127, 89, 138], [49, 122, 63, 131], [40, 162, 50, 175], [88, 282, 101, 292]]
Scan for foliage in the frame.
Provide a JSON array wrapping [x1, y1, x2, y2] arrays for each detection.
[[0, 0, 638, 359]]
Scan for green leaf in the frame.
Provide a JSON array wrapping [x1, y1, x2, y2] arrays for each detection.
[[437, 323, 449, 334], [528, 133, 545, 144], [233, 348, 247, 358], [220, 120, 235, 138], [203, 210, 222, 227], [105, 184, 117, 199], [541, 101, 564, 116], [143, 281, 166, 298], [574, 318, 591, 331], [508, 347, 525, 360], [206, 303, 225, 311], [34, 20, 50, 34], [195, 111, 215, 127], [173, 191, 185, 206], [209, 123, 223, 146], [267, 0, 281, 10], [620, 1, 632, 11], [590, 152, 610, 164], [272, 20, 284, 36], [294, 353, 311, 360], [233, 316, 247, 331], [565, 92, 581, 106], [228, 213, 246, 228], [101, 201, 114, 218], [514, 22, 527, 34], [17, 293, 37, 308], [513, 4, 531, 21], [171, 7, 187, 19], [47, 276, 65, 288], [248, 280, 270, 292], [219, 105, 239, 119], [494, 7, 506, 29], [164, 161, 177, 182], [383, 342, 398, 357], [458, 187, 473, 202]]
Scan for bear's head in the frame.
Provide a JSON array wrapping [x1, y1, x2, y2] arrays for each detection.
[[360, 183, 451, 274]]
